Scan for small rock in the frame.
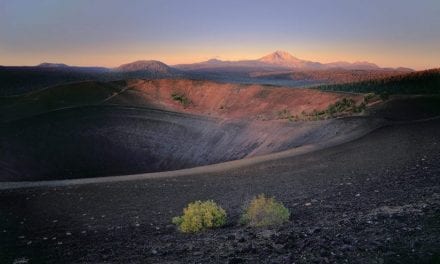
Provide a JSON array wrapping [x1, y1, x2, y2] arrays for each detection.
[[151, 249, 158, 255], [227, 234, 235, 240], [272, 243, 285, 253], [259, 229, 276, 239], [241, 243, 257, 253], [184, 243, 194, 251], [355, 193, 361, 197], [305, 202, 312, 206], [340, 244, 354, 251], [228, 257, 244, 264], [309, 227, 321, 234], [12, 257, 29, 264]]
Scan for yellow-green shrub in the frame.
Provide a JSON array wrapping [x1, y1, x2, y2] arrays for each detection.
[[240, 194, 290, 227], [172, 200, 227, 233]]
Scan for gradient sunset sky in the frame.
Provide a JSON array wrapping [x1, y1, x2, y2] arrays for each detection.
[[1, 0, 439, 70]]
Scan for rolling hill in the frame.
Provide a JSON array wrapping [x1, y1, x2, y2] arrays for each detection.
[[116, 60, 178, 74]]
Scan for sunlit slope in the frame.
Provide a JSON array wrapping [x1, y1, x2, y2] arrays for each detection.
[[1, 79, 363, 122]]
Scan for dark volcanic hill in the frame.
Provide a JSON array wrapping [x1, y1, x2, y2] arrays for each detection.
[[37, 62, 69, 68], [116, 60, 178, 74]]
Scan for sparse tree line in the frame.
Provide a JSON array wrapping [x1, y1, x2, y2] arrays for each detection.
[[315, 68, 440, 95]]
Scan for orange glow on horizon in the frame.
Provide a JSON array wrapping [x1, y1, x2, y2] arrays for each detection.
[[0, 48, 437, 70]]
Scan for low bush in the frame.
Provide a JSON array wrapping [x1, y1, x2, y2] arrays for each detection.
[[277, 109, 294, 121], [240, 194, 290, 227], [172, 200, 227, 233], [363, 93, 376, 104], [353, 102, 366, 113], [297, 97, 364, 121], [326, 98, 355, 115], [379, 92, 390, 101], [171, 92, 191, 107]]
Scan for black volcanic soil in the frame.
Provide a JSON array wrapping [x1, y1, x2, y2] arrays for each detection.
[[0, 105, 376, 181], [0, 117, 439, 263], [369, 95, 440, 121], [1, 79, 440, 263]]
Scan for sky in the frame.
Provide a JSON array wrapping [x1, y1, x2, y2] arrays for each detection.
[[0, 0, 439, 70]]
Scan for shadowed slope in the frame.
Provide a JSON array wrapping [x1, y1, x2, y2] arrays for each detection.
[[2, 79, 439, 182], [0, 105, 377, 181], [0, 79, 369, 181], [0, 112, 439, 263], [0, 81, 127, 121]]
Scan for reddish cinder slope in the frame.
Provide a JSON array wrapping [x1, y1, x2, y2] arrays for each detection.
[[111, 79, 363, 120]]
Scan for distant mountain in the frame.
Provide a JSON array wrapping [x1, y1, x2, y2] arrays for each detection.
[[258, 50, 324, 69], [37, 62, 110, 73], [324, 61, 379, 70], [37, 62, 69, 68], [116, 60, 177, 74], [174, 50, 401, 72], [175, 58, 283, 72]]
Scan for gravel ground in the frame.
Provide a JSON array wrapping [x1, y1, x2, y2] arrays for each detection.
[[0, 117, 439, 263]]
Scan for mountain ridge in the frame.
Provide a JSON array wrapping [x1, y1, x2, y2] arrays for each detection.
[[174, 50, 400, 71], [31, 51, 412, 72]]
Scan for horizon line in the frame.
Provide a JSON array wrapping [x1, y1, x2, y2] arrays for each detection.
[[0, 49, 435, 70]]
